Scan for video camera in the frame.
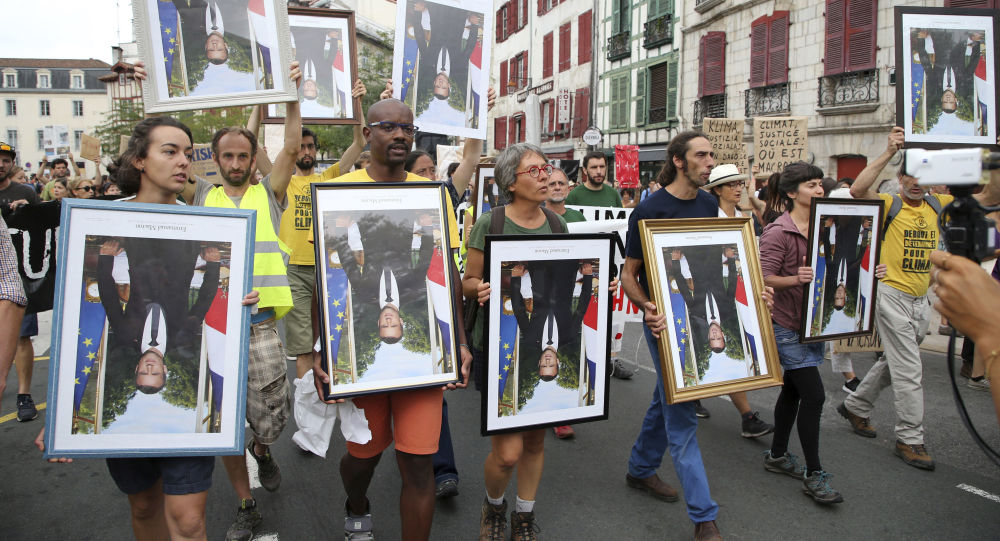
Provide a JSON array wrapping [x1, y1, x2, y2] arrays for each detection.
[[905, 148, 1000, 262]]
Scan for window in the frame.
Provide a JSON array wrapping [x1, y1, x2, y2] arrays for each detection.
[[509, 52, 528, 90], [609, 73, 630, 130], [644, 57, 679, 125], [495, 117, 508, 150], [73, 100, 84, 116], [6, 130, 17, 149], [520, 0, 528, 29], [649, 0, 674, 17], [824, 0, 876, 76], [507, 1, 519, 37], [39, 100, 50, 116], [4, 72, 16, 88], [37, 129, 44, 150], [541, 99, 554, 138], [543, 32, 554, 78], [5, 100, 15, 116], [37, 73, 50, 88], [558, 22, 572, 72], [572, 88, 590, 137], [510, 114, 525, 143], [500, 60, 509, 96], [749, 12, 789, 88], [538, 0, 559, 15], [119, 73, 127, 86], [71, 74, 84, 89], [496, 4, 508, 42], [698, 31, 726, 97], [611, 0, 631, 34], [944, 0, 998, 7], [578, 11, 593, 65], [74, 130, 83, 149]]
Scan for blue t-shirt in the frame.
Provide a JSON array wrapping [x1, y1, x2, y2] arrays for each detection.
[[624, 187, 720, 293]]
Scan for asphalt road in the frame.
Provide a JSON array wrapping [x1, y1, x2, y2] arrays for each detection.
[[2, 320, 999, 540]]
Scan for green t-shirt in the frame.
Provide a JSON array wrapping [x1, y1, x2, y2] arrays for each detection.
[[559, 208, 587, 223], [467, 209, 568, 349], [565, 183, 622, 207]]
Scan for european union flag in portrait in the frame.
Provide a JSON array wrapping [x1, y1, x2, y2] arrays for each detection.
[[158, 0, 180, 80]]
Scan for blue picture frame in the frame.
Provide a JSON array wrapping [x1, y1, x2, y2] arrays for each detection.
[[44, 198, 256, 458]]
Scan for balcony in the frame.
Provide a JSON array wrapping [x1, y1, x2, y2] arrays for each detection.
[[745, 82, 790, 118], [607, 31, 631, 62], [693, 94, 726, 126], [817, 69, 879, 115], [643, 14, 673, 49]]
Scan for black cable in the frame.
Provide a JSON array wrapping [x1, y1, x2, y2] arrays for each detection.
[[946, 331, 1000, 467]]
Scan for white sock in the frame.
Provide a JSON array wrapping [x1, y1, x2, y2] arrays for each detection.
[[515, 496, 534, 513], [486, 493, 504, 506]]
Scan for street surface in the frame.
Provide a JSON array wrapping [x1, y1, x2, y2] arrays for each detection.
[[2, 318, 999, 540]]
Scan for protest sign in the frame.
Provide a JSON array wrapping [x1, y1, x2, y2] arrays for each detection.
[[80, 134, 101, 162], [614, 145, 639, 189], [189, 143, 221, 181], [752, 116, 808, 175], [833, 329, 883, 353], [703, 118, 751, 207], [43, 125, 70, 160], [119, 135, 130, 155]]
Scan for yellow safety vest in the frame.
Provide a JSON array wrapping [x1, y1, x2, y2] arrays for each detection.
[[205, 184, 293, 320]]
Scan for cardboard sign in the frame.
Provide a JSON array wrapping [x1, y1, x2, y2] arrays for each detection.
[[704, 117, 751, 208], [189, 143, 220, 180], [43, 125, 70, 160], [752, 116, 808, 175], [119, 135, 130, 155], [833, 329, 883, 353], [80, 134, 101, 162]]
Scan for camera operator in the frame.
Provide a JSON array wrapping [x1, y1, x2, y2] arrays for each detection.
[[839, 126, 1000, 470], [929, 249, 1000, 425]]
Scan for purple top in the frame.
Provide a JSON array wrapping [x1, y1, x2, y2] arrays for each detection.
[[759, 212, 807, 331]]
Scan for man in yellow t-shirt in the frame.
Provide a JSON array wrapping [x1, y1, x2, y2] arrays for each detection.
[[840, 126, 1000, 471]]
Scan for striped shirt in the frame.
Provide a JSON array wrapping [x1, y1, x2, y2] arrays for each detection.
[[0, 215, 27, 306]]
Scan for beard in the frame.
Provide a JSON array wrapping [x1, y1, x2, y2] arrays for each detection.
[[547, 195, 566, 203], [296, 156, 315, 170], [586, 175, 604, 187], [221, 167, 249, 186]]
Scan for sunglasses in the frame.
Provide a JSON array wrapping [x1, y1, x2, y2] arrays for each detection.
[[77, 185, 94, 192]]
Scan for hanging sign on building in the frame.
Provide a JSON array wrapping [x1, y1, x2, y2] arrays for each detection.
[[558, 88, 571, 124]]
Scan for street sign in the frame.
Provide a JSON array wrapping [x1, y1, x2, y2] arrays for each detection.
[[557, 88, 570, 124], [582, 127, 602, 146]]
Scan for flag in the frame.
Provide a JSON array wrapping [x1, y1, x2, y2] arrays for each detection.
[[734, 274, 762, 376], [498, 303, 518, 398], [466, 37, 482, 127], [614, 145, 640, 188], [400, 25, 419, 102], [667, 280, 694, 385], [203, 287, 228, 411], [248, 0, 275, 88], [811, 249, 826, 332], [426, 247, 453, 362], [581, 293, 601, 399], [975, 52, 991, 136], [158, 0, 180, 81], [911, 52, 925, 125], [332, 44, 350, 114], [857, 245, 872, 327], [326, 261, 350, 366], [74, 286, 106, 412]]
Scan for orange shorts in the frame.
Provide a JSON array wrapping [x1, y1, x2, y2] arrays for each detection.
[[347, 386, 444, 458]]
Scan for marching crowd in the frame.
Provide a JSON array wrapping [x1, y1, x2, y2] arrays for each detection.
[[3, 48, 1000, 541]]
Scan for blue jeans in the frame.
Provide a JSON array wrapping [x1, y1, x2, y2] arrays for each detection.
[[627, 325, 718, 523], [433, 396, 458, 484]]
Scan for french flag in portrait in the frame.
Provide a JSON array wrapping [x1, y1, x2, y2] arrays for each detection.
[[810, 247, 827, 332], [203, 287, 228, 412], [734, 275, 762, 376], [581, 293, 601, 400], [332, 45, 350, 115], [667, 279, 695, 384], [975, 53, 992, 136], [466, 37, 483, 127], [248, 0, 275, 87], [426, 247, 453, 366], [74, 287, 107, 412], [857, 244, 872, 327]]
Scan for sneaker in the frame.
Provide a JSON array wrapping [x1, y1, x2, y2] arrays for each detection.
[[741, 411, 774, 438], [802, 470, 844, 504], [694, 520, 722, 541], [967, 377, 991, 392], [225, 499, 262, 541], [693, 400, 711, 419], [763, 450, 805, 479], [478, 498, 507, 541], [510, 511, 540, 541], [610, 359, 634, 380], [625, 472, 679, 502], [435, 478, 459, 499], [16, 394, 37, 422], [894, 440, 935, 470], [248, 441, 281, 492], [842, 378, 861, 393], [344, 501, 374, 541], [553, 425, 575, 439], [837, 402, 876, 438]]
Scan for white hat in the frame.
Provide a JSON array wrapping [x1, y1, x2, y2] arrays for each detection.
[[704, 164, 748, 190]]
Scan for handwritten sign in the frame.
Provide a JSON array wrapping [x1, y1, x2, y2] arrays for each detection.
[[704, 118, 751, 208], [119, 135, 130, 155], [752, 116, 808, 175], [189, 143, 220, 180], [80, 134, 101, 162], [833, 329, 883, 353]]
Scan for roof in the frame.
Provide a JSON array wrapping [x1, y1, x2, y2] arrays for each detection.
[[0, 58, 111, 69]]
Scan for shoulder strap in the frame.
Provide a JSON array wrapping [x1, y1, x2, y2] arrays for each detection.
[[489, 205, 507, 234], [881, 194, 903, 241], [541, 206, 565, 234], [924, 193, 943, 214]]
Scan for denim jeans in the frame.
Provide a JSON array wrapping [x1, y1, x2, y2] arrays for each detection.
[[627, 325, 719, 524], [433, 396, 459, 483]]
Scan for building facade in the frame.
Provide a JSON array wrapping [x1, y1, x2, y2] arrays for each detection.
[[0, 58, 111, 177]]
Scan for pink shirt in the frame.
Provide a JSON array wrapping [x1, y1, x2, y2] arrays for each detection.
[[759, 212, 807, 331]]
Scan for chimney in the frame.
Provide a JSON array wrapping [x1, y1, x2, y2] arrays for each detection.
[[112, 46, 123, 64]]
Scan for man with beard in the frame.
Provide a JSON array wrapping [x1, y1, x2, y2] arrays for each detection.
[[544, 168, 586, 223], [38, 156, 82, 200], [566, 151, 622, 207]]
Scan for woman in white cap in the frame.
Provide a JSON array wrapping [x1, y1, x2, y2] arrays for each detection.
[[704, 163, 763, 235]]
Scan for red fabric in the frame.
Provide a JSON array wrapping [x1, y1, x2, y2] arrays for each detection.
[[614, 145, 639, 188]]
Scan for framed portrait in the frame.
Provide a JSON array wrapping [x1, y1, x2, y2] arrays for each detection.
[[392, 0, 493, 139], [133, 0, 297, 113], [800, 198, 884, 343], [44, 199, 256, 458], [264, 8, 361, 125], [638, 218, 782, 404], [312, 182, 461, 399], [895, 6, 1000, 149], [473, 163, 501, 222], [481, 234, 614, 435]]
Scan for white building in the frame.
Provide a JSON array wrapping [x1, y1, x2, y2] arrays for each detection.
[[0, 58, 111, 177]]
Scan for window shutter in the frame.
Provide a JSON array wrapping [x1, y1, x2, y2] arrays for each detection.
[[698, 35, 706, 98], [578, 11, 593, 65], [666, 56, 678, 122], [559, 23, 572, 72], [700, 31, 725, 97], [519, 116, 527, 142], [749, 16, 768, 88], [612, 0, 621, 35], [574, 88, 590, 137], [845, 0, 877, 72], [509, 115, 518, 145], [767, 11, 790, 85], [500, 60, 508, 96], [538, 0, 544, 15], [543, 32, 553, 78], [548, 98, 555, 134], [521, 51, 528, 87], [495, 117, 507, 150], [496, 8, 504, 42], [635, 68, 647, 126], [824, 0, 845, 75], [618, 76, 629, 128], [508, 2, 517, 36], [944, 0, 997, 8]]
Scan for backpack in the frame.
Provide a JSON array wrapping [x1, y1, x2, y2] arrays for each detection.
[[880, 193, 942, 241]]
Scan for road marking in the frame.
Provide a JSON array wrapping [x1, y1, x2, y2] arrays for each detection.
[[0, 402, 46, 424], [34, 355, 49, 362], [957, 483, 1000, 504], [245, 451, 262, 490]]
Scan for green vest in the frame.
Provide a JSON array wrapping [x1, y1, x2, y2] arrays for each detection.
[[205, 184, 293, 319]]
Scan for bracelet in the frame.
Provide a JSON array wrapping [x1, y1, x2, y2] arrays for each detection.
[[459, 343, 471, 350]]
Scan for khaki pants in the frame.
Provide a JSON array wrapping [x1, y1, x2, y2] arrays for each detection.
[[284, 263, 316, 356], [845, 282, 930, 444]]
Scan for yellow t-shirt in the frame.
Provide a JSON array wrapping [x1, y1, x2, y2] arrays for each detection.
[[878, 192, 953, 297], [278, 163, 342, 265]]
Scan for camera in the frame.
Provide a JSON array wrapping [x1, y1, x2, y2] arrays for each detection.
[[905, 148, 1000, 262]]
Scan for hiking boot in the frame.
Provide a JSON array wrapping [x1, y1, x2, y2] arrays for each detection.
[[837, 402, 876, 438], [693, 400, 711, 419], [694, 520, 722, 541], [610, 359, 634, 380], [741, 411, 774, 438], [248, 441, 281, 491], [625, 472, 679, 502], [894, 440, 935, 471], [225, 499, 262, 541], [435, 478, 459, 499], [345, 500, 374, 541], [553, 425, 575, 439], [478, 498, 507, 541], [510, 511, 540, 541], [763, 450, 805, 479], [967, 377, 991, 392], [16, 394, 37, 422], [802, 471, 844, 504], [842, 377, 861, 393]]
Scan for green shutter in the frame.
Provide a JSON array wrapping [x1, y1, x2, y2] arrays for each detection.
[[650, 0, 672, 17], [612, 0, 621, 33], [665, 56, 678, 123], [620, 75, 630, 128], [635, 68, 646, 126], [623, 0, 631, 32], [610, 75, 620, 128]]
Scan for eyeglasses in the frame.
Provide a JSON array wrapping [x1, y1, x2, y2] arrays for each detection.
[[725, 181, 747, 188], [368, 121, 419, 136], [515, 164, 554, 178]]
